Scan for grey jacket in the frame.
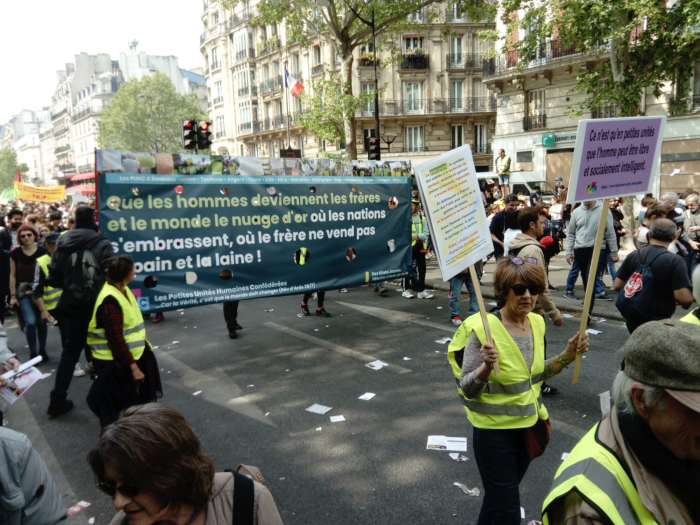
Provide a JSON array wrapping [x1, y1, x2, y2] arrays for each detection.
[[0, 428, 66, 525], [565, 201, 618, 257], [0, 321, 15, 365]]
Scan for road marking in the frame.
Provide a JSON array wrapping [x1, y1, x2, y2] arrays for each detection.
[[264, 322, 412, 374], [335, 301, 456, 333], [11, 396, 89, 524], [156, 351, 275, 427]]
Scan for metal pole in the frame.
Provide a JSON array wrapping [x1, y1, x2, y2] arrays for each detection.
[[284, 60, 292, 148], [371, 10, 380, 143]]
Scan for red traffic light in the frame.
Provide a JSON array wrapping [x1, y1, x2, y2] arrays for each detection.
[[199, 122, 209, 131], [184, 121, 193, 128]]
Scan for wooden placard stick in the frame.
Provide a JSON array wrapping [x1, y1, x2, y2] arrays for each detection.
[[469, 264, 500, 375], [572, 198, 611, 384]]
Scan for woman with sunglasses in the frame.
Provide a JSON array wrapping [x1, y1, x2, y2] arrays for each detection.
[[447, 257, 589, 524], [88, 403, 283, 525], [9, 224, 50, 362]]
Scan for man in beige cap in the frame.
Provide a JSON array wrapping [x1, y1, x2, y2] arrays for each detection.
[[541, 320, 700, 525]]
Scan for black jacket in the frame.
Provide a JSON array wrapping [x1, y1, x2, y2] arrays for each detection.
[[0, 228, 16, 296], [47, 228, 115, 314]]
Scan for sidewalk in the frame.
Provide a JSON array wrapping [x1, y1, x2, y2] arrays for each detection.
[[424, 251, 629, 322]]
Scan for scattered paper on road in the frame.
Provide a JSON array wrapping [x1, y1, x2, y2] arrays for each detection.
[[359, 393, 376, 401], [265, 309, 274, 312], [89, 518, 95, 524], [449, 453, 469, 462], [434, 337, 452, 345], [172, 341, 180, 344], [316, 427, 322, 431], [247, 384, 254, 388], [366, 360, 389, 370], [306, 404, 333, 414], [585, 329, 602, 335], [403, 357, 411, 361], [590, 316, 606, 323], [453, 483, 480, 497], [437, 306, 442, 309], [599, 391, 611, 417], [330, 415, 346, 423], [192, 391, 202, 396], [265, 412, 270, 416], [561, 313, 574, 318], [427, 436, 467, 452], [67, 502, 90, 515], [521, 507, 526, 519]]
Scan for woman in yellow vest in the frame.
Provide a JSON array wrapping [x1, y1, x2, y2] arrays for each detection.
[[447, 257, 589, 524], [681, 266, 700, 326], [86, 255, 162, 427]]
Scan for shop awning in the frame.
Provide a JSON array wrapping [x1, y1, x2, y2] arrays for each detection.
[[69, 172, 95, 181]]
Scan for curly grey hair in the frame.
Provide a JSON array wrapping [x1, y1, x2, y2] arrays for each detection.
[[612, 371, 667, 416]]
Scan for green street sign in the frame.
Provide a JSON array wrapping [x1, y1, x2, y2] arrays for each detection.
[[542, 132, 555, 147]]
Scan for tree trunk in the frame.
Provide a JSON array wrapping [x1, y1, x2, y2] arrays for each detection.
[[340, 52, 357, 161]]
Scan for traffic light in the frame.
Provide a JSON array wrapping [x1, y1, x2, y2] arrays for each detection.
[[182, 120, 196, 150], [197, 121, 213, 150], [368, 136, 381, 161]]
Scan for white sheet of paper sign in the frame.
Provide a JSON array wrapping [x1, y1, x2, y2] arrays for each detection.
[[561, 313, 574, 318], [585, 329, 602, 335], [359, 393, 376, 400], [306, 404, 333, 414], [599, 391, 611, 417], [449, 453, 469, 462], [426, 436, 467, 452], [330, 415, 346, 422], [403, 357, 411, 360], [366, 360, 389, 370], [521, 507, 525, 519]]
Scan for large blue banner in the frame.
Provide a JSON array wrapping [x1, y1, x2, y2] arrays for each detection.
[[97, 151, 413, 313]]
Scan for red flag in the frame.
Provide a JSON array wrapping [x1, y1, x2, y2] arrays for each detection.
[[16, 168, 21, 183]]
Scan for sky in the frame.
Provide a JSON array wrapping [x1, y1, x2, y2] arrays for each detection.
[[1, 0, 205, 124]]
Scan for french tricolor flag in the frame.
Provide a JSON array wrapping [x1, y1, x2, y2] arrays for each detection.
[[284, 68, 304, 97]]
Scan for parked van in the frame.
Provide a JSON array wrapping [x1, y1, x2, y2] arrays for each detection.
[[477, 171, 556, 204]]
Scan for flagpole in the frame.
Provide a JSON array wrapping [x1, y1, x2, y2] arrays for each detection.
[[284, 62, 292, 149]]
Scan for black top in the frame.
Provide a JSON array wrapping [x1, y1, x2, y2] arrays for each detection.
[[10, 245, 48, 286], [616, 245, 691, 320], [489, 210, 508, 257]]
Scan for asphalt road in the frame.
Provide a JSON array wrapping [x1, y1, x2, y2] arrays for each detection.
[[5, 276, 633, 525]]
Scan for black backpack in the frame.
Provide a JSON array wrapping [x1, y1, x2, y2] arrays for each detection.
[[225, 465, 267, 525], [615, 249, 669, 320], [63, 238, 105, 307]]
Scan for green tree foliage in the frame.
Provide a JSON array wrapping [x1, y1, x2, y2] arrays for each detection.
[[297, 73, 379, 146], [482, 0, 700, 117], [0, 148, 20, 189], [99, 72, 206, 154], [221, 0, 492, 159]]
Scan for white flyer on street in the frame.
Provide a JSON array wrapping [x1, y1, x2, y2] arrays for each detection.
[[426, 435, 467, 452], [305, 404, 333, 415], [414, 145, 494, 281]]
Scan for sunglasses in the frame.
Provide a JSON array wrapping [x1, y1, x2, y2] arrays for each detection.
[[509, 256, 538, 266], [19, 233, 34, 238], [511, 283, 544, 296], [97, 481, 140, 499]]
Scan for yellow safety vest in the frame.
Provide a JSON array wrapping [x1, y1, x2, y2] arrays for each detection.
[[496, 154, 511, 175], [681, 308, 700, 326], [411, 215, 424, 246], [86, 283, 147, 362], [296, 247, 309, 265], [542, 422, 658, 525], [446, 312, 548, 429], [36, 254, 62, 311]]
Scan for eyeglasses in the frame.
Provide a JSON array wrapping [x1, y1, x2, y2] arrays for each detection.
[[19, 233, 34, 238], [96, 482, 141, 499], [511, 283, 544, 296], [509, 256, 538, 266]]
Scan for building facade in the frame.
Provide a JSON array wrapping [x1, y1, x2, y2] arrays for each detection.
[[483, 15, 700, 195], [200, 1, 497, 168]]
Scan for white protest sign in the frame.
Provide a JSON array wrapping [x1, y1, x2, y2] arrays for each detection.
[[414, 145, 493, 281], [568, 116, 666, 204]]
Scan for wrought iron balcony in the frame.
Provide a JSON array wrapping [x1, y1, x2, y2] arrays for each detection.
[[401, 54, 430, 70], [445, 9, 466, 22], [51, 108, 68, 121], [77, 164, 95, 173], [407, 10, 425, 22], [54, 127, 69, 137], [311, 64, 325, 76], [213, 96, 224, 106], [55, 145, 71, 154], [260, 76, 282, 94], [446, 53, 484, 69], [591, 105, 617, 119], [72, 107, 101, 121], [258, 39, 280, 55], [227, 8, 258, 30], [358, 57, 378, 68], [238, 121, 262, 135], [235, 48, 255, 62], [58, 163, 75, 171], [523, 114, 547, 131], [668, 95, 700, 116], [353, 97, 497, 117], [472, 144, 493, 155]]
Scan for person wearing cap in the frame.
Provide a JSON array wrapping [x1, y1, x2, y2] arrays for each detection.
[[542, 320, 700, 525]]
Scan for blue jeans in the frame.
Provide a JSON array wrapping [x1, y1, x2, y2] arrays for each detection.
[[606, 253, 617, 282], [575, 248, 608, 312], [449, 274, 478, 318], [50, 313, 92, 405], [566, 258, 605, 295], [18, 296, 47, 357], [473, 426, 531, 525]]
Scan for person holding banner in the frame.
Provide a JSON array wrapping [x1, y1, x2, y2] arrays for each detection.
[[447, 257, 589, 525]]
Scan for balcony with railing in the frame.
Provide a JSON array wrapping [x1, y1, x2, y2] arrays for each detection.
[[235, 48, 255, 62], [58, 163, 75, 172], [400, 54, 430, 70], [238, 85, 258, 97], [446, 53, 484, 69], [445, 9, 466, 22], [77, 164, 95, 173], [353, 97, 496, 117], [669, 95, 700, 116], [407, 11, 425, 23], [72, 107, 101, 122], [227, 8, 258, 30], [238, 121, 262, 135], [213, 96, 224, 106], [51, 108, 68, 121], [484, 39, 608, 77], [523, 114, 547, 131], [257, 38, 281, 56], [54, 127, 69, 138], [55, 145, 71, 154], [591, 105, 617, 119], [472, 144, 493, 155], [311, 64, 325, 76], [260, 76, 283, 94]]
